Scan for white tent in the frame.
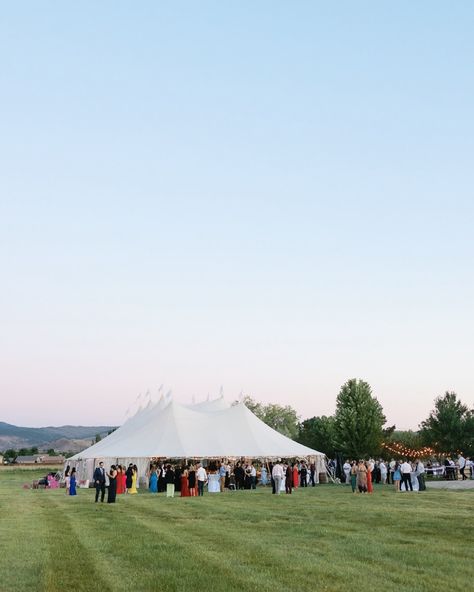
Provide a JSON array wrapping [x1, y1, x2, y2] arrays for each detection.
[[68, 398, 325, 482]]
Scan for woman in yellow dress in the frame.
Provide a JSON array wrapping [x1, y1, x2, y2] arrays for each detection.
[[128, 466, 138, 494]]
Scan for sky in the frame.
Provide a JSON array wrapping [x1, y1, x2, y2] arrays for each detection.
[[1, 2, 473, 430]]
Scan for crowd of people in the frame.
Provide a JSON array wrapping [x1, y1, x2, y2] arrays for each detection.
[[62, 454, 473, 503]]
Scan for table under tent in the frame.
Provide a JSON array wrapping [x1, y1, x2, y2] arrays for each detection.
[[66, 396, 326, 486]]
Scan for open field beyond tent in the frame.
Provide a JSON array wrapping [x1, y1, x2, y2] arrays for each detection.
[[0, 468, 472, 592]]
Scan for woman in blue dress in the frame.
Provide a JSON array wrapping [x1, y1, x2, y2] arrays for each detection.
[[260, 465, 268, 486], [149, 466, 158, 493], [69, 468, 77, 496]]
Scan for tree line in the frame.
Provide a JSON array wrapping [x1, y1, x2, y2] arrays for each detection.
[[239, 379, 474, 458]]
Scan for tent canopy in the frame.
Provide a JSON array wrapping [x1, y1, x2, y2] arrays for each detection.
[[70, 398, 323, 460]]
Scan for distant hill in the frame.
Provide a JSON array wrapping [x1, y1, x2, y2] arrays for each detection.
[[0, 422, 116, 452]]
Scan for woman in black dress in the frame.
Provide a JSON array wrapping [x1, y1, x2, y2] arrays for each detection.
[[107, 465, 117, 503], [188, 464, 196, 496]]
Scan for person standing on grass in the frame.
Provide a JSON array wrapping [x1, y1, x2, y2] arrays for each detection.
[[309, 462, 316, 486], [196, 463, 207, 496], [219, 461, 227, 492], [350, 461, 357, 493], [165, 464, 175, 497], [400, 460, 413, 492], [300, 462, 308, 487], [415, 458, 426, 491], [93, 462, 106, 502], [125, 464, 134, 492], [69, 468, 77, 496], [458, 454, 466, 480], [188, 464, 197, 496], [393, 461, 401, 492], [343, 460, 351, 485], [107, 465, 117, 503], [366, 460, 374, 493], [285, 463, 293, 494], [356, 461, 367, 493], [272, 460, 284, 494], [379, 461, 387, 485]]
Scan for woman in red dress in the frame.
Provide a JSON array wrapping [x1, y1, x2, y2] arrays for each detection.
[[293, 463, 299, 488], [180, 466, 190, 497], [116, 466, 124, 494], [366, 461, 373, 493]]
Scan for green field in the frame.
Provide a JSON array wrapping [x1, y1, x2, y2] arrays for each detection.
[[0, 468, 472, 592]]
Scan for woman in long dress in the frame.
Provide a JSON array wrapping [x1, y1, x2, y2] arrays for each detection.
[[292, 463, 299, 488], [366, 461, 373, 493], [350, 461, 357, 493], [180, 467, 190, 497], [188, 465, 196, 496], [107, 465, 117, 503], [356, 461, 367, 493], [128, 467, 138, 494], [285, 464, 293, 494], [116, 466, 124, 495], [149, 466, 158, 493], [69, 468, 77, 496]]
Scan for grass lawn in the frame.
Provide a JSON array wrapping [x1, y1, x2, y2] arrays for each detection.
[[0, 468, 472, 592]]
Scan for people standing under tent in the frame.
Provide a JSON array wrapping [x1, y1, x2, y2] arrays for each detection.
[[268, 462, 275, 494], [400, 459, 413, 492], [64, 466, 71, 495], [379, 460, 387, 484], [121, 466, 127, 493], [93, 462, 106, 502], [125, 464, 134, 493], [250, 463, 257, 489], [196, 463, 207, 496], [158, 464, 166, 492], [309, 462, 316, 486], [393, 461, 401, 492], [458, 454, 466, 480], [107, 465, 117, 503], [234, 463, 244, 490], [343, 460, 351, 485], [69, 468, 77, 496], [181, 466, 190, 497], [300, 462, 308, 487], [415, 458, 426, 491], [116, 466, 124, 495], [225, 462, 231, 489], [219, 462, 227, 492], [366, 460, 374, 493], [272, 460, 284, 495], [260, 465, 268, 486], [188, 464, 197, 496], [292, 463, 299, 488], [350, 461, 357, 493], [244, 463, 252, 489], [356, 461, 367, 494], [285, 463, 293, 494], [128, 466, 138, 494], [174, 465, 182, 493], [165, 464, 175, 498], [149, 465, 158, 493]]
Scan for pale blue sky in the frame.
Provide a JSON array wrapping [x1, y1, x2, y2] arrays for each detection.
[[1, 2, 473, 428]]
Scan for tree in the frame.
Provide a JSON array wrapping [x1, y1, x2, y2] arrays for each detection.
[[3, 449, 17, 461], [95, 434, 102, 443], [420, 392, 474, 455], [234, 396, 300, 439], [298, 416, 337, 457], [333, 378, 386, 458]]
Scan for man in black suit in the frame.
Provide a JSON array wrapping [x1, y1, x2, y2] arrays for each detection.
[[93, 462, 106, 502]]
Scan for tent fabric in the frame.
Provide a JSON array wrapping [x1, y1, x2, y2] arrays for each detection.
[[68, 398, 325, 480]]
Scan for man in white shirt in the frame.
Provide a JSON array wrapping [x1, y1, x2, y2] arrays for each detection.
[[272, 461, 284, 495], [196, 464, 207, 496], [343, 460, 351, 485], [400, 460, 413, 492], [458, 455, 466, 480]]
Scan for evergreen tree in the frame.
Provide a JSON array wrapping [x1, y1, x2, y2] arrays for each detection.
[[298, 415, 337, 457], [334, 378, 386, 458]]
